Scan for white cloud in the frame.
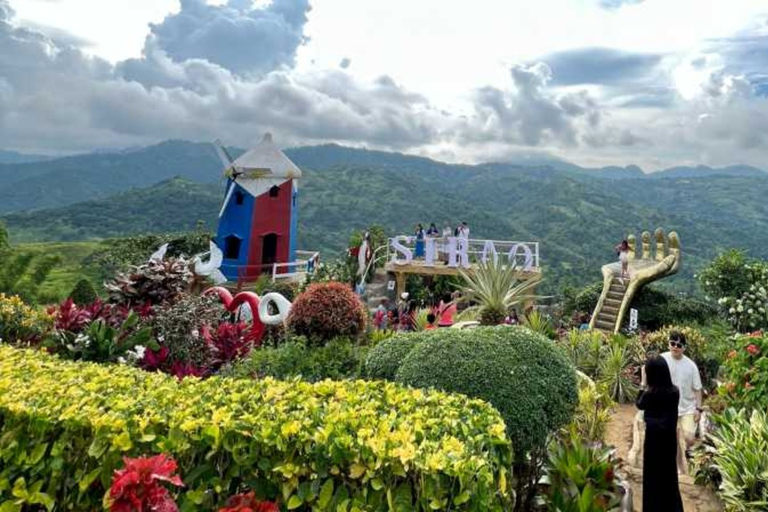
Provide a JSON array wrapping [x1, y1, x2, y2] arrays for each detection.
[[3, 0, 768, 171]]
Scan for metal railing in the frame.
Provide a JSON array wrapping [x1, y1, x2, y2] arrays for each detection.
[[385, 236, 540, 270], [233, 251, 320, 287]]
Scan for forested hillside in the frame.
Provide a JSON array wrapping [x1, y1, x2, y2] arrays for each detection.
[[3, 141, 768, 293]]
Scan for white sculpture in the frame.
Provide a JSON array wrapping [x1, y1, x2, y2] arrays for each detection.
[[193, 241, 227, 285]]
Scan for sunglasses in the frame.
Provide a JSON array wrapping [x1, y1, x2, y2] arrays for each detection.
[[669, 341, 685, 349]]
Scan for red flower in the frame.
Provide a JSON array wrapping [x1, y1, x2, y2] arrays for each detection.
[[219, 491, 279, 512], [748, 330, 763, 338], [202, 322, 257, 368], [169, 361, 206, 380], [142, 347, 169, 371], [49, 298, 92, 332], [109, 454, 183, 512], [746, 344, 760, 356]]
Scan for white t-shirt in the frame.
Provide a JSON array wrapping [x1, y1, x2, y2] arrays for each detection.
[[661, 352, 702, 416]]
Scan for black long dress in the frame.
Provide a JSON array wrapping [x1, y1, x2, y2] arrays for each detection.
[[636, 388, 684, 511]]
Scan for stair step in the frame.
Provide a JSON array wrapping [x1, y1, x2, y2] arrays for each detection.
[[604, 297, 622, 307], [609, 284, 626, 293], [595, 320, 615, 330], [601, 305, 619, 315]]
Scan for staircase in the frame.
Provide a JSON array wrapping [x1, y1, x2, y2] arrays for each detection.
[[593, 277, 627, 334], [360, 270, 391, 310], [590, 229, 681, 335]]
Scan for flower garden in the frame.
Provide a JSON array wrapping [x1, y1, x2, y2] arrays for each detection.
[[1, 240, 768, 511]]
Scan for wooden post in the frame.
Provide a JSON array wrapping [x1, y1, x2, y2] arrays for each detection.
[[395, 272, 406, 299]]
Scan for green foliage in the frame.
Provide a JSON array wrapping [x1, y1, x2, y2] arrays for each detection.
[[0, 345, 513, 511], [363, 332, 426, 381], [708, 408, 768, 511], [287, 282, 367, 344], [0, 223, 62, 304], [718, 333, 768, 411], [545, 433, 623, 512], [523, 310, 556, 339], [597, 339, 640, 404], [698, 250, 768, 332], [458, 260, 541, 326], [559, 329, 605, 377], [642, 325, 706, 365], [89, 228, 212, 276], [565, 373, 614, 444], [68, 278, 98, 305], [395, 326, 579, 457], [222, 336, 368, 382]]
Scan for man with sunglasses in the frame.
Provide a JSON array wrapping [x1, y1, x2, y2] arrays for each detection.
[[661, 331, 703, 474]]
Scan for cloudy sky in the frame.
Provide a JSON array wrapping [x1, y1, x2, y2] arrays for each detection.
[[3, 0, 768, 169]]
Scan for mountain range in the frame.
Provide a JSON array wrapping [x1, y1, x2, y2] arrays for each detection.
[[2, 140, 768, 294]]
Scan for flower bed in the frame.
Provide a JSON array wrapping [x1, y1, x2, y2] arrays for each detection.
[[0, 346, 512, 511]]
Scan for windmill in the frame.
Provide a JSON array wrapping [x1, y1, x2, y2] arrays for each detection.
[[210, 133, 303, 282]]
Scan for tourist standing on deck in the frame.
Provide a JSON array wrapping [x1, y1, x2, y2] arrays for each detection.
[[637, 356, 684, 512], [414, 224, 425, 258]]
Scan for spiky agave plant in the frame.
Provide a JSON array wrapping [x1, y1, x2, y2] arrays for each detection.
[[458, 260, 542, 326]]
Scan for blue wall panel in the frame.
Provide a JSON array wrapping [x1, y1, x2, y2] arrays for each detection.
[[215, 181, 254, 281]]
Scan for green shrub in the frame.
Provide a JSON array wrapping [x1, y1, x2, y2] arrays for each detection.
[[545, 433, 623, 511], [708, 408, 768, 511], [0, 293, 52, 344], [718, 333, 768, 411], [287, 282, 367, 344], [222, 336, 368, 382], [597, 339, 640, 404], [395, 326, 578, 457], [151, 294, 227, 368], [68, 278, 99, 305], [0, 346, 512, 511], [364, 332, 427, 380]]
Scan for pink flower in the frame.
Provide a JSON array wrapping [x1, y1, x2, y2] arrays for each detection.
[[746, 344, 760, 356]]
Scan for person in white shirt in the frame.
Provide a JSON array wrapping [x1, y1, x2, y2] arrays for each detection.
[[458, 221, 470, 239], [660, 331, 702, 474]]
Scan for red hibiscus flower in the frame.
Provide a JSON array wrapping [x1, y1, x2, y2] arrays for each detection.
[[746, 344, 760, 356], [109, 454, 183, 512]]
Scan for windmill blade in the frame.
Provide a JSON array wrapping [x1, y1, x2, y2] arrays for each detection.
[[213, 138, 235, 167], [218, 181, 236, 218]]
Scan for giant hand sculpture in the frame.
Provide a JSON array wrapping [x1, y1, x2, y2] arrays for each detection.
[[591, 229, 681, 334]]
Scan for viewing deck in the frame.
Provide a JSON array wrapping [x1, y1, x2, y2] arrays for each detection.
[[383, 236, 541, 295]]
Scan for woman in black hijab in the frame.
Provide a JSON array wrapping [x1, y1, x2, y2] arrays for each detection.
[[636, 356, 684, 511]]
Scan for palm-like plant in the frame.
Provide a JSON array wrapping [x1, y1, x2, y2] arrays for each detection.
[[458, 260, 542, 325]]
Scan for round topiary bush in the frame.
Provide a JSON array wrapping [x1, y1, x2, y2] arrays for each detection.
[[286, 281, 367, 344], [395, 326, 578, 457], [68, 278, 98, 305], [364, 332, 428, 380]]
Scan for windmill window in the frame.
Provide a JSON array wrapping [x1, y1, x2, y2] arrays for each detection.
[[293, 193, 296, 207], [269, 185, 280, 198], [223, 235, 242, 260], [234, 191, 244, 205]]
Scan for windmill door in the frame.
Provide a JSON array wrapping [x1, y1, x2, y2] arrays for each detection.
[[262, 233, 278, 270]]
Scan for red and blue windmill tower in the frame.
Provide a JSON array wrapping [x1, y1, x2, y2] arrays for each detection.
[[212, 133, 301, 283]]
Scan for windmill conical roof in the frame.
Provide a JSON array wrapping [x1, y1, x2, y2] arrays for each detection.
[[232, 133, 302, 179]]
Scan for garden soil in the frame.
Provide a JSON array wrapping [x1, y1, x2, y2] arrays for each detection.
[[605, 404, 723, 512]]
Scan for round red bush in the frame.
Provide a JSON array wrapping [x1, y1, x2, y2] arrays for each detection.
[[286, 282, 367, 344]]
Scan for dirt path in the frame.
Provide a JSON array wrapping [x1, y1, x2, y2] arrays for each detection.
[[605, 404, 722, 512]]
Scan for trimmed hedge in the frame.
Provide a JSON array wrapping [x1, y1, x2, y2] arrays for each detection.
[[364, 333, 427, 380], [395, 327, 578, 457], [0, 346, 512, 511]]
